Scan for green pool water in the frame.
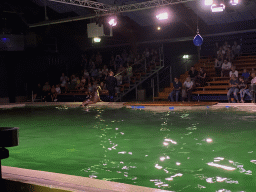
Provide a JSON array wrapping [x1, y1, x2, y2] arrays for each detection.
[[1, 106, 256, 192]]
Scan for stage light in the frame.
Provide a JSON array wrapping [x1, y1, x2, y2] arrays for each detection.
[[156, 12, 168, 20], [183, 55, 189, 59], [205, 0, 213, 5], [93, 37, 101, 43], [230, 0, 238, 5], [157, 27, 161, 30], [211, 3, 225, 12], [108, 18, 117, 26]]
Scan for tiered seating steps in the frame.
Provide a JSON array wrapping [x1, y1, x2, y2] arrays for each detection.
[[155, 54, 256, 101]]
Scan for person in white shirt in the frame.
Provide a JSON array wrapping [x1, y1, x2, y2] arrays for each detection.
[[250, 73, 256, 103], [182, 77, 194, 102], [229, 66, 238, 78], [221, 59, 232, 77], [251, 73, 256, 84]]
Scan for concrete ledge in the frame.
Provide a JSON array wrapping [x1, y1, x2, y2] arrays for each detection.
[[2, 166, 169, 192], [0, 102, 255, 113]]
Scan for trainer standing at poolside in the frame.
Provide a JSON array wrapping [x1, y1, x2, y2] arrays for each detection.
[[106, 71, 117, 102]]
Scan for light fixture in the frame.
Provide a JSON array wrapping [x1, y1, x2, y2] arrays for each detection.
[[230, 0, 238, 5], [157, 26, 161, 30], [211, 3, 225, 12], [93, 37, 101, 43], [205, 0, 213, 5], [108, 18, 117, 26], [183, 55, 189, 59], [156, 12, 168, 20]]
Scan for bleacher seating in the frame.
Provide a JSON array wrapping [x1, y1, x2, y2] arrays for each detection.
[[155, 54, 256, 101]]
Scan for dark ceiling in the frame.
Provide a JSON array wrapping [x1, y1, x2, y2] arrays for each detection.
[[1, 0, 256, 43]]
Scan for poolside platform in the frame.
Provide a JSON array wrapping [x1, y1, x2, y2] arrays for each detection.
[[0, 101, 255, 113], [2, 166, 167, 192], [123, 101, 218, 106]]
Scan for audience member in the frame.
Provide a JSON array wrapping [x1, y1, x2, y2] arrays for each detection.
[[56, 84, 61, 95], [251, 73, 256, 84], [60, 73, 68, 93], [232, 41, 241, 59], [229, 66, 238, 78], [88, 82, 93, 93], [90, 65, 99, 80], [51, 85, 57, 102], [238, 76, 252, 103], [227, 74, 239, 103], [182, 77, 194, 102], [33, 83, 42, 102], [188, 66, 198, 82], [214, 58, 222, 77], [169, 77, 182, 102], [198, 67, 207, 87], [242, 68, 250, 82], [221, 59, 232, 77], [42, 82, 51, 102]]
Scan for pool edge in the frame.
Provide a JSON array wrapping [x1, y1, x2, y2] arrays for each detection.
[[0, 102, 256, 113], [2, 166, 169, 192]]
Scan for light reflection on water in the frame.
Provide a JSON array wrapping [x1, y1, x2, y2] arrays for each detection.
[[79, 108, 256, 191], [1, 106, 255, 191]]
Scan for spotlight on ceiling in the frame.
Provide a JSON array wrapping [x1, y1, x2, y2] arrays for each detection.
[[108, 18, 117, 27], [205, 0, 213, 5], [157, 27, 161, 30], [93, 37, 101, 43], [211, 3, 225, 12], [230, 0, 238, 5], [156, 12, 168, 20]]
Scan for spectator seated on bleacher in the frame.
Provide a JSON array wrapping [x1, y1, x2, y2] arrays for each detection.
[[229, 66, 238, 78], [188, 66, 198, 82], [51, 85, 57, 102], [238, 76, 253, 103], [182, 77, 194, 102], [42, 82, 51, 102], [102, 65, 109, 80], [60, 73, 68, 93], [232, 41, 241, 59], [215, 58, 222, 77], [227, 74, 239, 103], [217, 46, 225, 62], [33, 83, 42, 102], [90, 65, 99, 80], [221, 59, 232, 77], [242, 68, 250, 82], [168, 77, 182, 102], [99, 82, 108, 94], [88, 82, 93, 93], [223, 41, 231, 53], [197, 67, 207, 87]]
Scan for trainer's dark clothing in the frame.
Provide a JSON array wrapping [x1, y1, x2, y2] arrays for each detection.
[[106, 76, 117, 102]]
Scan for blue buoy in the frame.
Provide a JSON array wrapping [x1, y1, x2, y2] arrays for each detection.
[[169, 107, 174, 110], [193, 34, 203, 46]]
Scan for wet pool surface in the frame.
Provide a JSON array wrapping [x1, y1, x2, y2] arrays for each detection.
[[1, 106, 256, 191]]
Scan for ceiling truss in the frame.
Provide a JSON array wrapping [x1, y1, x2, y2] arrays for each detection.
[[30, 0, 194, 27], [48, 0, 113, 11]]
